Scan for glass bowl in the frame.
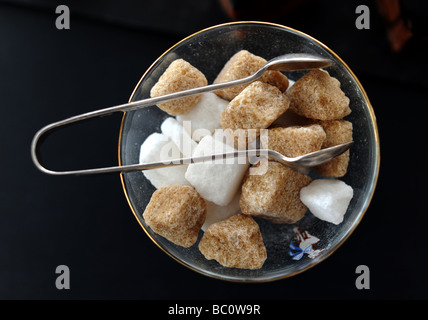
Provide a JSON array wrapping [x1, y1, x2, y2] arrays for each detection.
[[118, 21, 380, 282]]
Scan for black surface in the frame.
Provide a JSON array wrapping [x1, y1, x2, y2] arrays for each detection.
[[1, 0, 427, 300]]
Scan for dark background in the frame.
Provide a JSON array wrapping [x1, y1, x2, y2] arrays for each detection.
[[0, 0, 427, 300]]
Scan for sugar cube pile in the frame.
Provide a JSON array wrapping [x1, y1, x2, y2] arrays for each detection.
[[140, 50, 355, 270]]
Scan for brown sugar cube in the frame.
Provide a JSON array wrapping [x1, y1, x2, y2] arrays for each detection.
[[287, 69, 351, 120], [143, 185, 206, 247], [260, 124, 326, 158], [214, 50, 289, 100], [315, 120, 353, 177], [240, 161, 312, 224], [270, 108, 313, 128], [150, 59, 208, 116], [198, 214, 267, 269], [220, 81, 289, 146]]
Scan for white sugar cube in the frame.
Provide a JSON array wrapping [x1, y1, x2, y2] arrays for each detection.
[[161, 117, 197, 158], [202, 191, 241, 231], [185, 135, 249, 206], [286, 79, 295, 92], [139, 132, 190, 189], [300, 179, 353, 225], [176, 92, 229, 141]]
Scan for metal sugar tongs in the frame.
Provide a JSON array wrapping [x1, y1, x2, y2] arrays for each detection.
[[31, 53, 352, 176]]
